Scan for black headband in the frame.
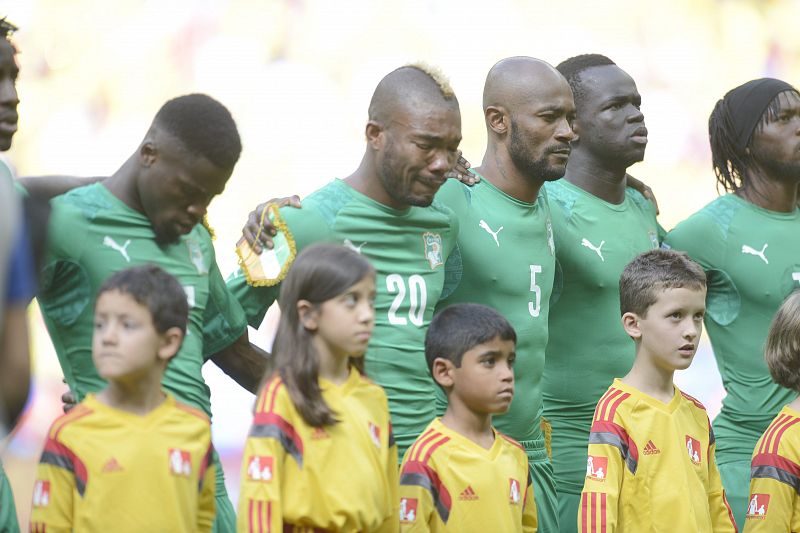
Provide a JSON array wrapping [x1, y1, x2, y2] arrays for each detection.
[[721, 78, 796, 151]]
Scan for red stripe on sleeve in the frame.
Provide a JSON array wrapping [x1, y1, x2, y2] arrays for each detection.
[[601, 493, 606, 533], [605, 392, 630, 422], [410, 429, 438, 462], [581, 493, 588, 533], [591, 491, 597, 533], [770, 416, 800, 455], [722, 490, 738, 532], [760, 414, 789, 455], [422, 435, 450, 465], [248, 499, 254, 533], [596, 389, 621, 422]]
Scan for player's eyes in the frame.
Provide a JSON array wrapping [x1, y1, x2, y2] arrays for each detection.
[[481, 357, 496, 367], [414, 142, 432, 151]]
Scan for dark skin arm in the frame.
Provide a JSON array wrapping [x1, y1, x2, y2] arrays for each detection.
[[210, 330, 271, 394], [17, 175, 104, 200], [0, 305, 30, 425], [244, 151, 476, 253]]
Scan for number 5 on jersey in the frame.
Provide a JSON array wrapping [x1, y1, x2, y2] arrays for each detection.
[[529, 265, 542, 318], [387, 274, 427, 327]]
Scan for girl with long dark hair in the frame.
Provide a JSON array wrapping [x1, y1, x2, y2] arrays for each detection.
[[237, 243, 398, 532]]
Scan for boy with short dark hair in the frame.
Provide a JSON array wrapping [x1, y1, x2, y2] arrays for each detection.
[[398, 303, 537, 532], [579, 249, 737, 532], [30, 265, 216, 532], [744, 291, 800, 531]]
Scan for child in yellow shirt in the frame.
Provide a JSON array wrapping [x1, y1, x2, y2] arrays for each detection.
[[580, 249, 737, 532], [399, 302, 537, 532], [30, 265, 215, 532], [744, 291, 800, 531], [237, 244, 397, 532]]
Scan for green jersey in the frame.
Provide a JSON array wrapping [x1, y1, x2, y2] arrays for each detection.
[[542, 179, 661, 496], [38, 183, 248, 416], [664, 194, 800, 463], [435, 177, 556, 443], [227, 179, 459, 454]]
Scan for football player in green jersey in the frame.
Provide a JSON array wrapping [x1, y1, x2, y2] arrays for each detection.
[[0, 17, 25, 533], [434, 56, 576, 533], [664, 78, 800, 528], [32, 94, 267, 533], [541, 54, 662, 532], [230, 64, 463, 457]]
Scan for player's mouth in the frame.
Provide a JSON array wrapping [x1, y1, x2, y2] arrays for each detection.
[[354, 331, 372, 342], [0, 111, 18, 136], [630, 126, 648, 145], [678, 343, 695, 356], [416, 176, 446, 191], [549, 145, 571, 158], [498, 387, 514, 401]]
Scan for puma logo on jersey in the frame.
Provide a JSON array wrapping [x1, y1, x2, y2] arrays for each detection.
[[103, 236, 132, 262], [479, 220, 504, 247], [344, 239, 367, 254], [741, 243, 769, 264], [581, 238, 606, 262]]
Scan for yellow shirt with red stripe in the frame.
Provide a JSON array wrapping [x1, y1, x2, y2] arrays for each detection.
[[579, 379, 737, 533], [744, 405, 800, 531], [29, 394, 215, 533], [398, 418, 537, 532], [237, 368, 398, 532]]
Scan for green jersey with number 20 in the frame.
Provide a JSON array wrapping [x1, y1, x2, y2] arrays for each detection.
[[227, 179, 459, 456]]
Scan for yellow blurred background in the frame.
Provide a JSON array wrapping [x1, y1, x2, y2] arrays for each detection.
[[2, 0, 798, 525]]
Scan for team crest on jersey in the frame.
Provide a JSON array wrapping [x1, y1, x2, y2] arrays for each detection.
[[509, 478, 521, 504], [648, 229, 659, 249], [746, 493, 770, 519], [32, 480, 50, 508], [399, 497, 418, 522], [685, 435, 701, 465], [368, 422, 381, 448], [169, 449, 192, 477], [586, 455, 608, 481], [546, 219, 555, 256], [422, 232, 443, 269], [246, 455, 274, 482], [186, 238, 208, 274]]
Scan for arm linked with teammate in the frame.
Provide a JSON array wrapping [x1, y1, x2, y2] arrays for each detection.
[[17, 175, 104, 200], [210, 330, 270, 394]]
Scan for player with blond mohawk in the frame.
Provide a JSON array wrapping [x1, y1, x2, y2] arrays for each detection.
[[230, 63, 463, 456]]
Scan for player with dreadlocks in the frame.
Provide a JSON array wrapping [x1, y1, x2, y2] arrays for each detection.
[[664, 78, 800, 527]]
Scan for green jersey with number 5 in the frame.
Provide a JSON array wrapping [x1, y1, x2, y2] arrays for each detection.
[[435, 177, 556, 443], [664, 193, 800, 463], [227, 179, 459, 455]]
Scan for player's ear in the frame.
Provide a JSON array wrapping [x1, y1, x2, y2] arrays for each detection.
[[297, 300, 319, 331], [431, 357, 455, 388], [158, 327, 184, 362], [365, 121, 385, 150], [621, 312, 642, 339], [485, 106, 509, 136], [139, 141, 158, 167]]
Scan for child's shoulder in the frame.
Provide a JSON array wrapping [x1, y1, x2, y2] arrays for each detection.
[[496, 430, 526, 454], [677, 388, 708, 412], [45, 401, 96, 441], [254, 373, 292, 414], [592, 382, 639, 425], [171, 397, 211, 426], [402, 420, 453, 466]]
